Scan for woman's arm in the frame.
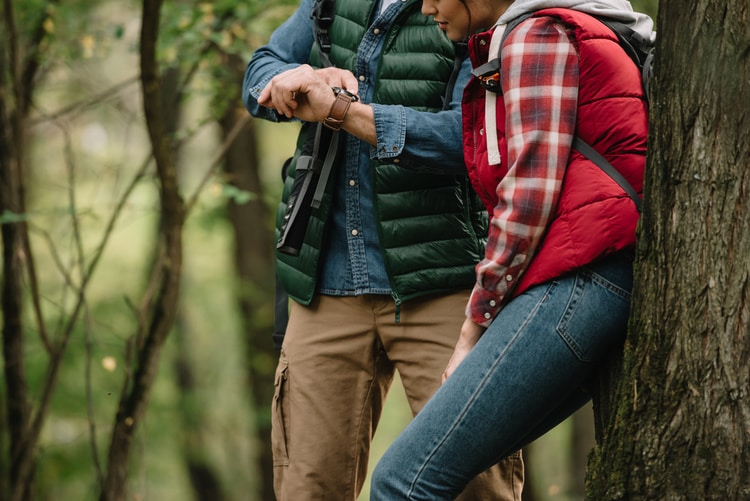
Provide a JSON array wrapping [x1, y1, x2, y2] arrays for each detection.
[[467, 17, 580, 326]]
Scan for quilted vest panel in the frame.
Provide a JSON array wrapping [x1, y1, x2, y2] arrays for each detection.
[[276, 0, 487, 305]]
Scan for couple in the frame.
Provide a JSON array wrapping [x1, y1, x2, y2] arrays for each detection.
[[243, 0, 654, 499]]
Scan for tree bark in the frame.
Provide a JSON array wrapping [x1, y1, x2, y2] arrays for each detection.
[[587, 0, 750, 498], [220, 53, 276, 501], [0, 80, 32, 501], [571, 403, 594, 497], [160, 61, 227, 501], [1, 2, 58, 498]]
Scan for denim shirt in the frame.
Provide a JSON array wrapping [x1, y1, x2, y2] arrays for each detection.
[[243, 0, 471, 297]]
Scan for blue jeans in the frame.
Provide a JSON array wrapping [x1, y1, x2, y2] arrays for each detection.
[[370, 252, 633, 500]]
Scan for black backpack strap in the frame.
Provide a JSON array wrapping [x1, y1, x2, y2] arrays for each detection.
[[311, 0, 335, 68], [494, 12, 644, 213], [593, 18, 652, 67], [592, 16, 654, 103], [443, 41, 468, 110], [484, 12, 654, 103], [471, 13, 534, 93], [273, 267, 289, 354], [500, 12, 534, 47], [274, 0, 337, 349], [573, 137, 642, 213]]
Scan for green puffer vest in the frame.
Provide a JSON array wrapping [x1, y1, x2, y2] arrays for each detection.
[[275, 0, 487, 306]]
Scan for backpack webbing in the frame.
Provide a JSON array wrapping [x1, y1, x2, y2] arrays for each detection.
[[473, 12, 653, 213]]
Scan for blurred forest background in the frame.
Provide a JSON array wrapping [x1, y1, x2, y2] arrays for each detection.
[[0, 0, 657, 499]]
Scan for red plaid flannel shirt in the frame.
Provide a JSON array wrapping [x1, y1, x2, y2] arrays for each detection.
[[468, 17, 580, 326]]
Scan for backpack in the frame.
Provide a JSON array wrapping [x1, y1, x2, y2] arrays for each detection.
[[472, 12, 655, 213]]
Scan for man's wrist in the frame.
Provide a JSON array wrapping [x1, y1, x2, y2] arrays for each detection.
[[324, 87, 358, 130]]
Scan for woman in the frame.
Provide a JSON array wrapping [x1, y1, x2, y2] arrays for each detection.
[[370, 0, 655, 499]]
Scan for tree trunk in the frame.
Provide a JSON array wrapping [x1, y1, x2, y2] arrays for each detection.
[[571, 403, 594, 498], [587, 0, 750, 499], [101, 0, 186, 498], [219, 53, 276, 501], [160, 60, 227, 501], [175, 317, 226, 501], [0, 2, 53, 498], [0, 89, 33, 501]]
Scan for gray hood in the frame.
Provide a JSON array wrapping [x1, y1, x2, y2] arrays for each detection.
[[499, 0, 655, 43]]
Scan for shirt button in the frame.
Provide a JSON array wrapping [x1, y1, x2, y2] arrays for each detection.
[[489, 300, 496, 307], [393, 158, 400, 164], [359, 75, 366, 82], [480, 39, 487, 46], [351, 229, 359, 236], [391, 146, 398, 152], [349, 179, 356, 186], [373, 28, 381, 35], [479, 128, 484, 136], [484, 312, 492, 319], [505, 275, 513, 281]]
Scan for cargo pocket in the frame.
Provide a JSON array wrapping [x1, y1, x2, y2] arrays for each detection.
[[272, 352, 290, 467]]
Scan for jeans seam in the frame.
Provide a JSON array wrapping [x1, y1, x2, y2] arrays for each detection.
[[557, 273, 588, 362], [408, 287, 551, 498], [590, 270, 632, 300], [556, 268, 632, 363]]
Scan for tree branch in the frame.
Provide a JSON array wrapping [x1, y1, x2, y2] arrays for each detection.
[[101, 0, 186, 498]]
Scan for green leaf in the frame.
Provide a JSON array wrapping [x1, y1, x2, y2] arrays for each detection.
[[0, 210, 29, 224], [221, 184, 256, 205]]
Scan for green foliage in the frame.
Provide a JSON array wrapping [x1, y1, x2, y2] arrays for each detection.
[[631, 0, 659, 19], [0, 210, 29, 223], [157, 0, 299, 60], [2, 0, 302, 494], [218, 181, 257, 205], [156, 0, 299, 120], [14, 0, 129, 68]]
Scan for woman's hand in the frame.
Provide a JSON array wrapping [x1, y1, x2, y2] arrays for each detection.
[[442, 318, 486, 383], [258, 65, 359, 121]]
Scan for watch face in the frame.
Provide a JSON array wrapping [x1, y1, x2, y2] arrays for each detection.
[[332, 86, 359, 102]]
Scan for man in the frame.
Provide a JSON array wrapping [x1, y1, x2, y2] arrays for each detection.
[[242, 0, 523, 498]]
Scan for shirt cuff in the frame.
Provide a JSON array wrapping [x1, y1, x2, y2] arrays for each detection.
[[245, 63, 300, 121], [466, 284, 504, 327], [370, 103, 407, 160]]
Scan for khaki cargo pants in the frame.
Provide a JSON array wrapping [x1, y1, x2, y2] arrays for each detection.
[[272, 292, 524, 500]]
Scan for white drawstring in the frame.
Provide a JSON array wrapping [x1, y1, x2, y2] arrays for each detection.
[[484, 23, 506, 166]]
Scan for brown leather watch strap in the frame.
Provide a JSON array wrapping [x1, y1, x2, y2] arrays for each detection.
[[324, 90, 355, 130]]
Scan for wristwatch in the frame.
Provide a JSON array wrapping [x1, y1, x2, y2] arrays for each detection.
[[324, 87, 359, 130]]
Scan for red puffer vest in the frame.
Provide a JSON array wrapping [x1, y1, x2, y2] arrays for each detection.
[[463, 8, 647, 296]]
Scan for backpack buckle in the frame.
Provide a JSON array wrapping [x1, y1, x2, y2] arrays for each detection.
[[471, 59, 502, 93], [477, 72, 501, 93]]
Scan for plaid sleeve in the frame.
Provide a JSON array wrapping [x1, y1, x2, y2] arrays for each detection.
[[467, 16, 580, 326]]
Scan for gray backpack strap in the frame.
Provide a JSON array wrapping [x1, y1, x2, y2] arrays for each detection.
[[273, 0, 340, 349], [490, 12, 643, 213], [573, 137, 642, 213], [443, 41, 468, 110], [593, 17, 654, 103]]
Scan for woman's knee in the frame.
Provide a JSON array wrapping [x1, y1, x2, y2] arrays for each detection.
[[370, 457, 397, 500]]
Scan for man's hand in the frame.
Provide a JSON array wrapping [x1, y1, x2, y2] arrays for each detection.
[[258, 65, 359, 121], [442, 318, 486, 383]]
